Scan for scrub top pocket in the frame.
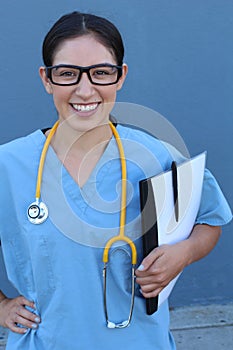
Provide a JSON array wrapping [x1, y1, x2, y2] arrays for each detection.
[[20, 222, 57, 298], [1, 238, 34, 295], [31, 235, 56, 295]]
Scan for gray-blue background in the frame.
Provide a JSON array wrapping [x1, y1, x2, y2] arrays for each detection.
[[0, 0, 232, 307]]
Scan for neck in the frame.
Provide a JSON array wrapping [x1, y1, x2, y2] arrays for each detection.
[[48, 121, 113, 160]]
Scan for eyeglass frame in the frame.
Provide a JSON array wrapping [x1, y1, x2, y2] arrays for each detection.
[[45, 63, 123, 86]]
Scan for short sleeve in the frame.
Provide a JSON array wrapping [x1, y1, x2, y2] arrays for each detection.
[[196, 168, 232, 226]]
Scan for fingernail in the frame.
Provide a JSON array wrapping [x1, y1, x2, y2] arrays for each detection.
[[34, 317, 40, 323], [137, 264, 144, 271], [32, 323, 38, 329]]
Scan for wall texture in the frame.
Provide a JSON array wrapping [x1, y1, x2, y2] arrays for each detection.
[[0, 0, 232, 307]]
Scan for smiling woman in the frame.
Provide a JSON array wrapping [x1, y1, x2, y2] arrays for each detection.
[[39, 33, 127, 134], [0, 10, 232, 350]]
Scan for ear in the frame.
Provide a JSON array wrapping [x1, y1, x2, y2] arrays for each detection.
[[39, 66, 53, 94], [116, 63, 128, 91]]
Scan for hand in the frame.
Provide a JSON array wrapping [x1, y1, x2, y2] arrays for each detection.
[[135, 242, 189, 298], [0, 296, 41, 334]]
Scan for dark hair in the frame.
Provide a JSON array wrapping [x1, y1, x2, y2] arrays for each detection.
[[42, 11, 124, 67]]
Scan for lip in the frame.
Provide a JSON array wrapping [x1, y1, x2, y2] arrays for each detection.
[[72, 102, 98, 111], [70, 102, 100, 116]]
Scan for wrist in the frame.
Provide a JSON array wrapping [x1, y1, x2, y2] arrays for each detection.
[[0, 293, 7, 304], [176, 239, 194, 268]]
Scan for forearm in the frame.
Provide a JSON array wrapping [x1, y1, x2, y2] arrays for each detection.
[[181, 224, 221, 267]]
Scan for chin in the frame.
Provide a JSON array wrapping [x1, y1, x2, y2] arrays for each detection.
[[63, 116, 110, 133]]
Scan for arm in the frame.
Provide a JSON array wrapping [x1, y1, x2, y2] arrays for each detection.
[[0, 291, 41, 333], [135, 224, 221, 298], [0, 290, 6, 303]]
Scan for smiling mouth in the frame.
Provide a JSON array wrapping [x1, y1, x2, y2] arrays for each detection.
[[71, 103, 99, 112]]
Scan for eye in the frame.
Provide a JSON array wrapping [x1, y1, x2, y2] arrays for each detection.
[[53, 67, 78, 78], [60, 71, 75, 77], [94, 69, 110, 76], [91, 66, 117, 79]]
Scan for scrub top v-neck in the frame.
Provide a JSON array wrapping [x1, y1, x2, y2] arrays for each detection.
[[0, 124, 232, 350]]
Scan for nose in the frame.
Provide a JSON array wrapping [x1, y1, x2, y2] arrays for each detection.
[[74, 71, 94, 98]]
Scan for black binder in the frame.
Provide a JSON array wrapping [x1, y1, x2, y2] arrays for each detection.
[[139, 178, 159, 315], [139, 153, 206, 315]]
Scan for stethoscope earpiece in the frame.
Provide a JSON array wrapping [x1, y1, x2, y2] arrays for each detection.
[[27, 201, 48, 224]]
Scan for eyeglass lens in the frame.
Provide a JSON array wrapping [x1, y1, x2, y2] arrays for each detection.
[[50, 65, 120, 85]]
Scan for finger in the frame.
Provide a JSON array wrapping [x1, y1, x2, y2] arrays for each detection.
[[136, 247, 163, 274], [8, 322, 28, 334], [135, 264, 162, 278], [136, 276, 158, 285], [14, 314, 39, 330], [140, 286, 163, 298], [140, 283, 159, 293], [18, 306, 41, 324], [15, 297, 40, 323], [18, 297, 36, 309]]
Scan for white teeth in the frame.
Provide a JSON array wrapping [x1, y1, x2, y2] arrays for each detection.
[[72, 103, 98, 112]]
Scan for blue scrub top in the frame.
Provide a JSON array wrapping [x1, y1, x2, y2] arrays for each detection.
[[0, 124, 232, 350]]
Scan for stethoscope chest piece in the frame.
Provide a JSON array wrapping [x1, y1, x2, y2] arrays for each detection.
[[27, 201, 48, 224]]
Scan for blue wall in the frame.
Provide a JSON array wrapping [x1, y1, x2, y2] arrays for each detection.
[[0, 0, 232, 307]]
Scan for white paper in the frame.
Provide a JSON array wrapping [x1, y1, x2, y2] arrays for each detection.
[[150, 152, 206, 307]]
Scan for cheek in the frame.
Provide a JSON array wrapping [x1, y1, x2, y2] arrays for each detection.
[[101, 87, 117, 103], [52, 89, 70, 107], [101, 89, 117, 114], [101, 92, 116, 110]]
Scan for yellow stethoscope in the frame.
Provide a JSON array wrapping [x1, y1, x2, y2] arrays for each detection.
[[27, 121, 137, 329]]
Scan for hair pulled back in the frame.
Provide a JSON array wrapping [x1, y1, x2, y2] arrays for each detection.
[[42, 11, 124, 67]]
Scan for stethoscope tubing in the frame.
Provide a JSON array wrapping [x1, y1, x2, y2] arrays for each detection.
[[27, 120, 137, 328]]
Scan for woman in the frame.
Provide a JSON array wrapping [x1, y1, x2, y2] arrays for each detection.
[[0, 11, 231, 349]]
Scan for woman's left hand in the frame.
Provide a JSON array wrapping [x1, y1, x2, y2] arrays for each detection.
[[135, 224, 221, 298], [135, 242, 189, 298]]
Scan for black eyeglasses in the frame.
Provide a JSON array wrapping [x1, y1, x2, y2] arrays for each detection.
[[45, 63, 123, 86]]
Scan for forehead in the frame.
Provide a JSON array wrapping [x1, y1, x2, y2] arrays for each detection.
[[52, 35, 116, 66]]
